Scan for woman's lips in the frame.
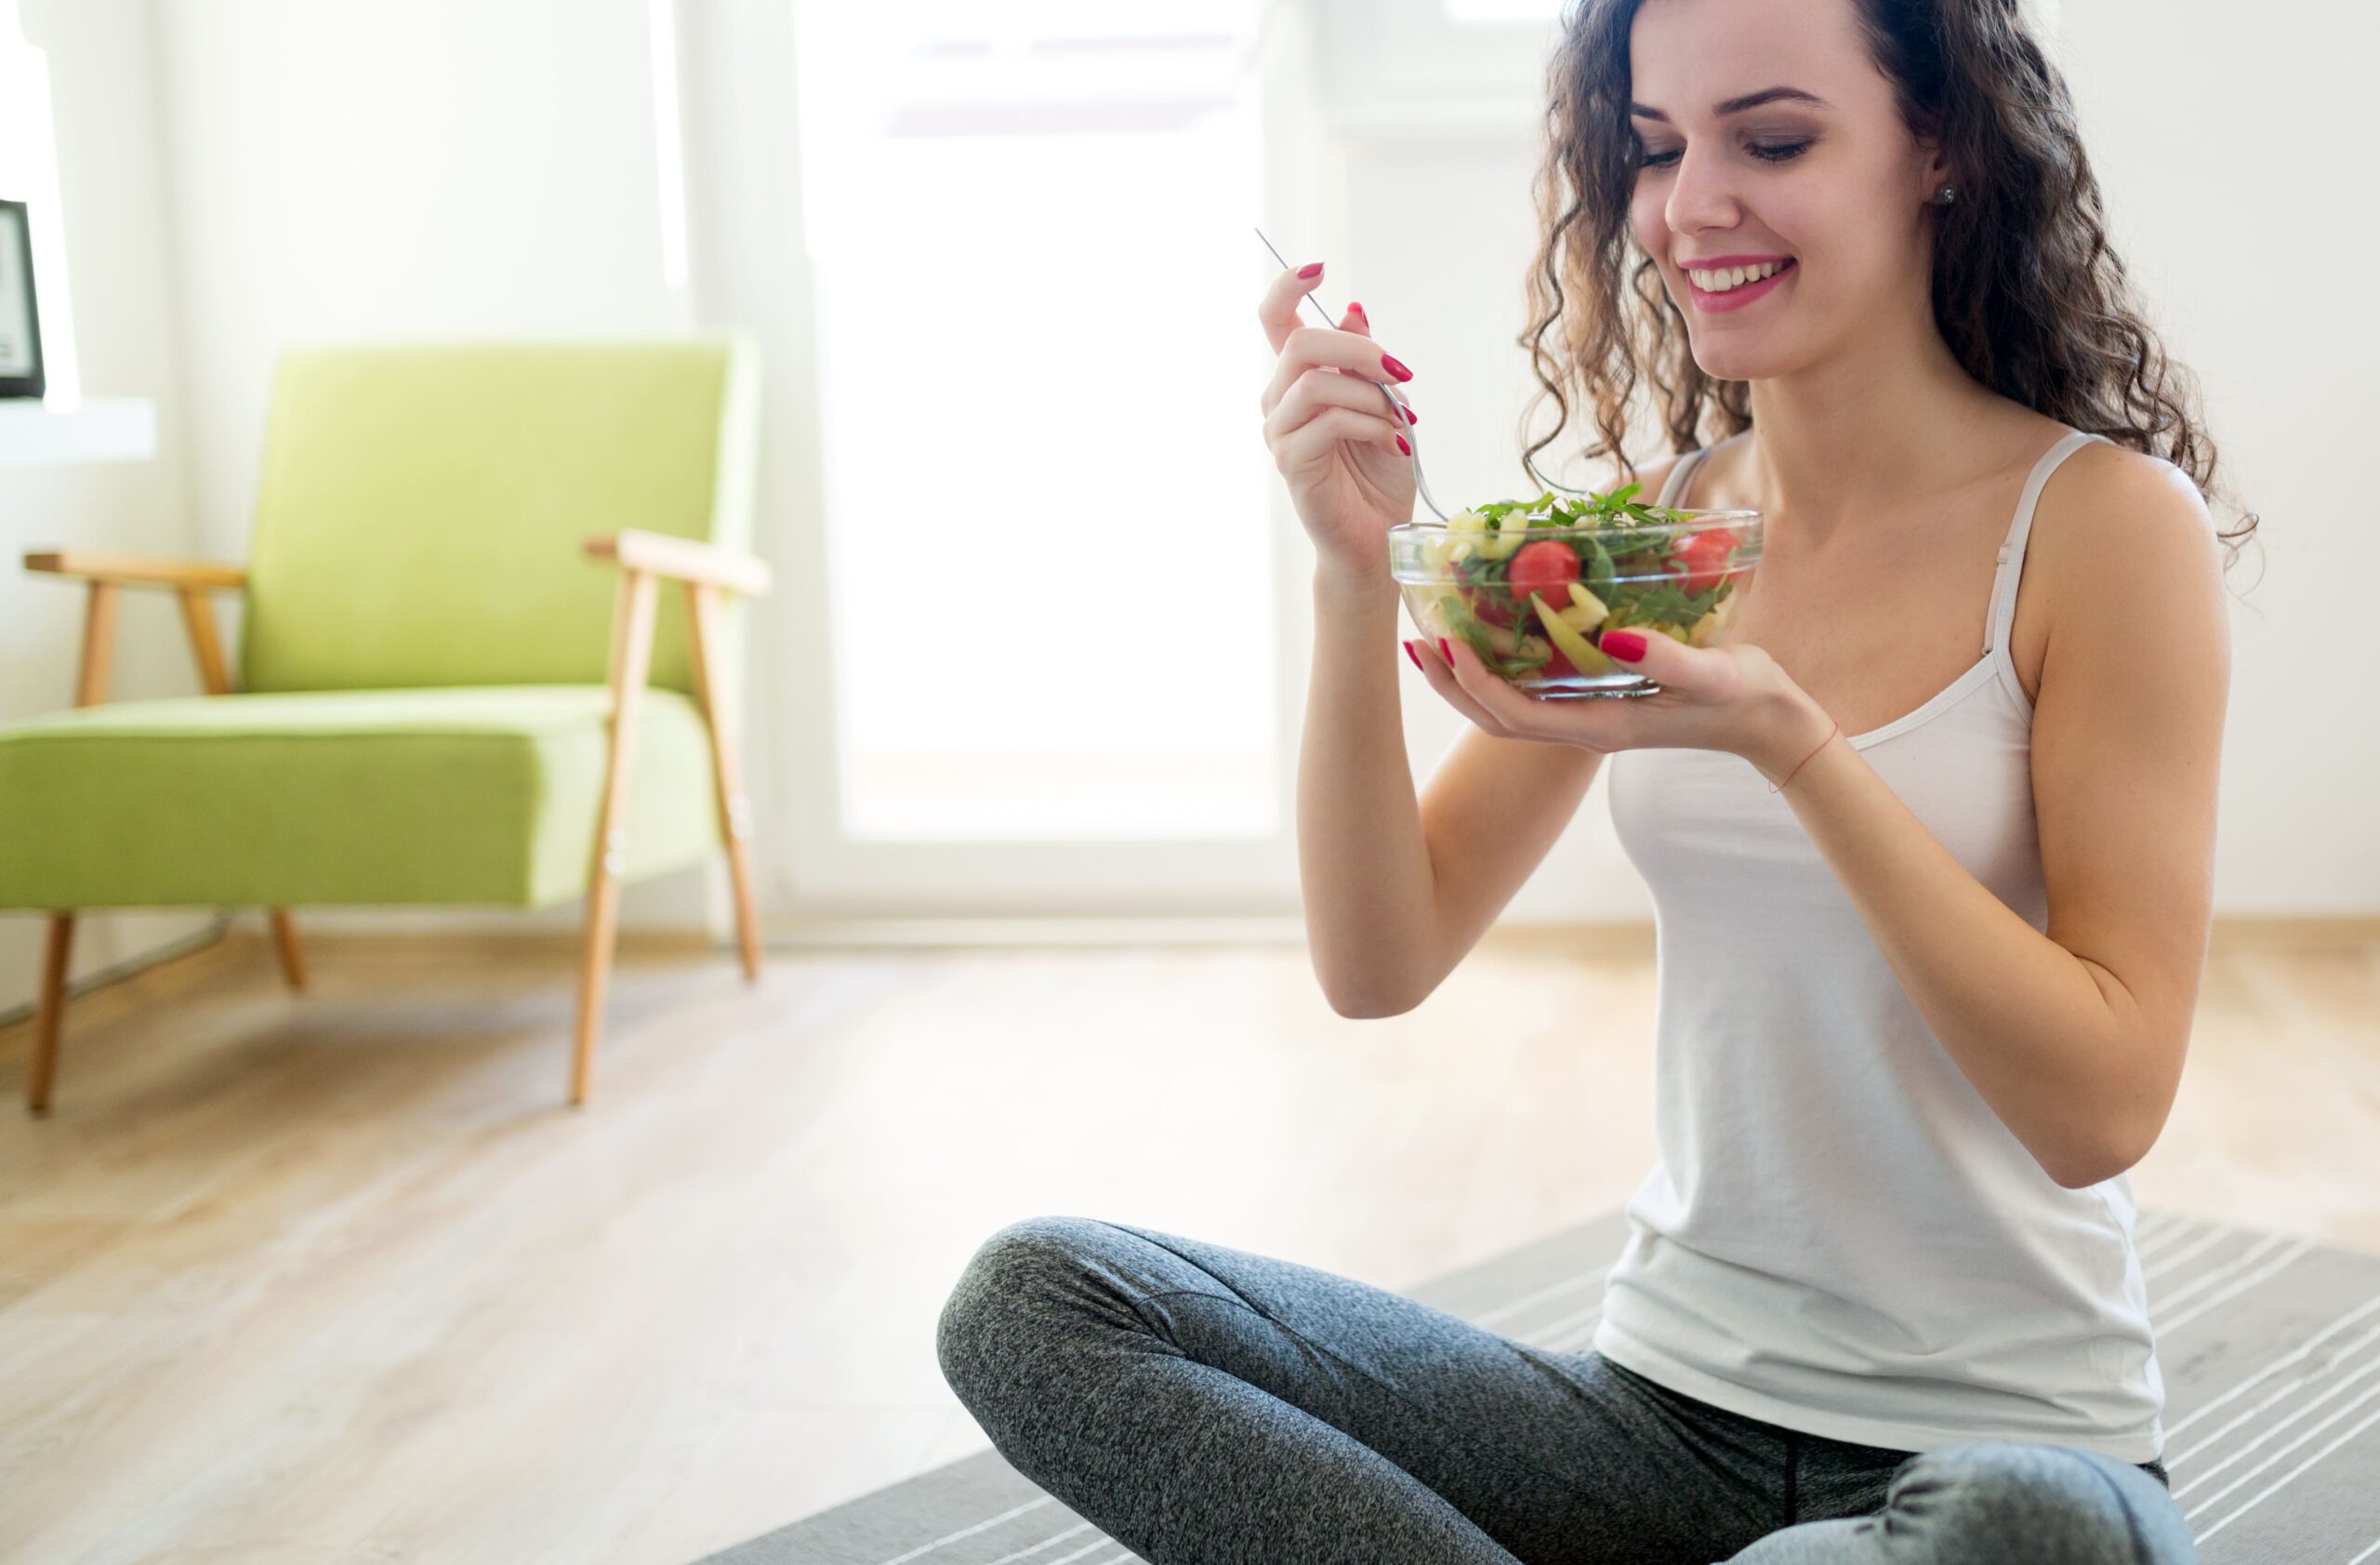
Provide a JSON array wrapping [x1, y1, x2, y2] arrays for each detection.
[[1686, 257, 1796, 314]]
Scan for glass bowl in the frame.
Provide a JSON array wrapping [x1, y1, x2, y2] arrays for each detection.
[[1388, 500, 1763, 699]]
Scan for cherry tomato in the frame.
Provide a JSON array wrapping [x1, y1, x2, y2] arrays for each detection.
[[1668, 527, 1739, 595], [1508, 539, 1582, 611]]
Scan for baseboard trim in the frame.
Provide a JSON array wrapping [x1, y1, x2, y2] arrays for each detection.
[[0, 914, 231, 1030], [6, 913, 2369, 1005], [760, 915, 1313, 948]]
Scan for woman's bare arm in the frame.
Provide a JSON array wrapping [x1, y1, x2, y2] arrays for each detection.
[[1298, 458, 1682, 1017], [1760, 446, 2227, 1187]]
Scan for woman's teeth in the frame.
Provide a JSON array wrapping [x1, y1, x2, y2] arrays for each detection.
[[1688, 259, 1789, 292]]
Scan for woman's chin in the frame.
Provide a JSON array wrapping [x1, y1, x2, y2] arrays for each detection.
[[1688, 340, 1780, 383]]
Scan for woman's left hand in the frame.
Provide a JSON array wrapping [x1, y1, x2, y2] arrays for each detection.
[[1406, 627, 1837, 784]]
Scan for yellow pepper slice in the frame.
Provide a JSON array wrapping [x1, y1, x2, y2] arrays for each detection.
[[1529, 593, 1619, 676]]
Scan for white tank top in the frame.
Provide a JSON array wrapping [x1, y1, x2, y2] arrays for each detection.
[[1593, 428, 2167, 1464]]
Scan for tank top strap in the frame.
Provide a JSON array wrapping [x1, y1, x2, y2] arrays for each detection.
[[1655, 446, 1717, 509], [1983, 429, 2108, 657]]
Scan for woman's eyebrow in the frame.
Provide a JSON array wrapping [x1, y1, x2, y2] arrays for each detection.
[[1629, 86, 1833, 122]]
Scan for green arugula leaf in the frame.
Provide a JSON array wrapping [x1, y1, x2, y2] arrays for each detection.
[[1585, 537, 1616, 594]]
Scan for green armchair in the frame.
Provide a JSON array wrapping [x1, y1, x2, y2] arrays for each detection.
[[0, 337, 770, 1111]]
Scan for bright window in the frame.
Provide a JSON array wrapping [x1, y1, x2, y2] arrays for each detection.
[[791, 0, 1276, 842]]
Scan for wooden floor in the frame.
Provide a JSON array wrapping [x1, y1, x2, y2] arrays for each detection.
[[0, 922, 2374, 1565]]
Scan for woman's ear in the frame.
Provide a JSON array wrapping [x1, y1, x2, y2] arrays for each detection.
[[1915, 135, 1952, 204]]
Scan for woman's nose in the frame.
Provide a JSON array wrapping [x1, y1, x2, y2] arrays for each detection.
[[1664, 144, 1741, 238]]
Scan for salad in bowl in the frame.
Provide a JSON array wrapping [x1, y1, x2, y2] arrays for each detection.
[[1387, 484, 1762, 698]]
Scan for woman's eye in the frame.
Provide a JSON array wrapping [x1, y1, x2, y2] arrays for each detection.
[[1634, 139, 1809, 170]]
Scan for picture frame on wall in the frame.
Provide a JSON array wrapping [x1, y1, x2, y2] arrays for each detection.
[[0, 197, 46, 401]]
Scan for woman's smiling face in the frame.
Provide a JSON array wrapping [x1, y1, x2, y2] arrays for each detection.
[[1625, 0, 1947, 381]]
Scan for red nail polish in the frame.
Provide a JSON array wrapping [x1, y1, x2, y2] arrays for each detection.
[[1438, 638, 1453, 665], [1381, 352, 1414, 382], [1601, 630, 1647, 662], [1404, 640, 1423, 671], [1297, 261, 1324, 279], [1403, 405, 1418, 424], [1348, 300, 1367, 316], [1395, 435, 1411, 456]]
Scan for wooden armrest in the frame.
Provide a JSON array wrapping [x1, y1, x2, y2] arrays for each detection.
[[24, 549, 247, 591], [584, 530, 772, 597]]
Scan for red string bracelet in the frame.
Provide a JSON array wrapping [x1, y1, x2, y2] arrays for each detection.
[[1766, 717, 1840, 795]]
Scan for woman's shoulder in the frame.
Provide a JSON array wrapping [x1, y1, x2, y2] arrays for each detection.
[[1981, 401, 2194, 509], [2042, 433, 2213, 547], [2027, 432, 2221, 683], [1630, 451, 1689, 505], [1624, 434, 1741, 506]]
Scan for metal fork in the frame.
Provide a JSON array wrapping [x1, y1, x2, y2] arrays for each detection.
[[1255, 228, 1452, 523]]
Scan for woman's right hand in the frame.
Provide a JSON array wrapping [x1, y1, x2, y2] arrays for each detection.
[[1257, 263, 1419, 585]]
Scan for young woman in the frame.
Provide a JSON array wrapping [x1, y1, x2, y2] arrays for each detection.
[[935, 0, 2244, 1558]]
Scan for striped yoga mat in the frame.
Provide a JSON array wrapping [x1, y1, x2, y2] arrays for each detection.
[[697, 1207, 2380, 1563]]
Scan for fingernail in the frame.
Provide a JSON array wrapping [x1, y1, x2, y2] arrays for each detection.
[[1395, 435, 1411, 456], [1297, 261, 1324, 279], [1403, 640, 1423, 671], [1437, 637, 1453, 665], [1601, 630, 1647, 662], [1381, 352, 1414, 382], [1402, 405, 1417, 424], [1348, 300, 1367, 317]]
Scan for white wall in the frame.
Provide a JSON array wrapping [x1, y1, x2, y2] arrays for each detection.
[[149, 0, 694, 563], [144, 0, 718, 931], [2056, 0, 2377, 912], [0, 0, 215, 1016]]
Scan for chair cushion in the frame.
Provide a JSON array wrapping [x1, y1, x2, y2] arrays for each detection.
[[0, 686, 721, 909], [239, 338, 761, 696]]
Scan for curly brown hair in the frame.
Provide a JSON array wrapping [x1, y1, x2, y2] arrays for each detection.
[[1517, 0, 2259, 575]]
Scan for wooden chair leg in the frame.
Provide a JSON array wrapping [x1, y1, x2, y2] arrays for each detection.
[[570, 568, 660, 1107], [572, 859, 625, 1108], [721, 832, 763, 982], [268, 910, 308, 990], [22, 583, 112, 1114], [77, 583, 119, 706], [682, 582, 763, 981], [27, 914, 73, 1115]]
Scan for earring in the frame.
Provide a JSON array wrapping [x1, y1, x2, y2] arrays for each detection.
[[1936, 183, 1957, 206]]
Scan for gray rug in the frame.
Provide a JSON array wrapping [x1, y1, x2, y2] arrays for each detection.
[[699, 1207, 2380, 1563]]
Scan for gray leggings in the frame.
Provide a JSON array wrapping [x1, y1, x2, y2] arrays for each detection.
[[935, 1215, 2199, 1565]]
